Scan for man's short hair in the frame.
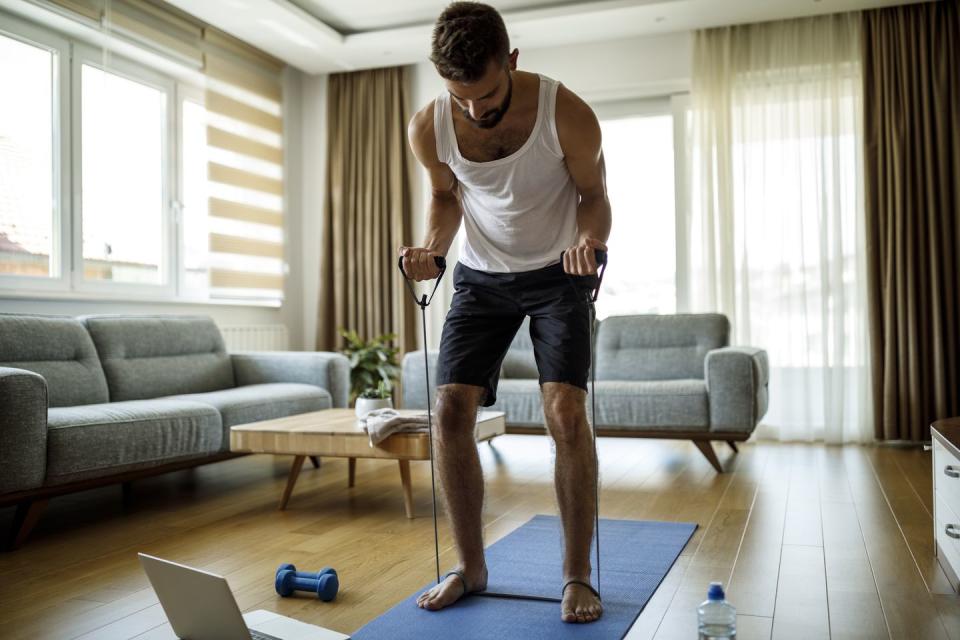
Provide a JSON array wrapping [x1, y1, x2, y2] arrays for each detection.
[[430, 2, 510, 83]]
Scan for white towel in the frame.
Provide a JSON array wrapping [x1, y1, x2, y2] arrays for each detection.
[[359, 408, 430, 447]]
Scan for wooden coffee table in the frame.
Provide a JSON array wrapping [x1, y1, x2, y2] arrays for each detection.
[[229, 408, 506, 518]]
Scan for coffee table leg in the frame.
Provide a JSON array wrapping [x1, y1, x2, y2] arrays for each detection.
[[398, 460, 414, 519], [348, 457, 356, 488], [279, 455, 306, 510]]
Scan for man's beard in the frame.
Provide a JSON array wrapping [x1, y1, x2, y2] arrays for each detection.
[[463, 73, 513, 129]]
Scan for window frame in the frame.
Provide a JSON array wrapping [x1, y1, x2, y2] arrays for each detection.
[[671, 93, 691, 313], [70, 41, 177, 298], [0, 14, 71, 293]]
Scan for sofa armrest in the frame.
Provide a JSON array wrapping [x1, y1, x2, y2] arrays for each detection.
[[231, 352, 351, 408], [0, 367, 48, 494], [705, 347, 769, 433], [401, 350, 440, 409]]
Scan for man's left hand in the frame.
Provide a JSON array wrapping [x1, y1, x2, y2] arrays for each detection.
[[563, 238, 608, 276]]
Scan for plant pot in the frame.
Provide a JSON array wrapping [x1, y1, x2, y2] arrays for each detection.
[[355, 397, 393, 418]]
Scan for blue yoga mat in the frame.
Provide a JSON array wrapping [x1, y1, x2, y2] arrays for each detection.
[[353, 515, 697, 640]]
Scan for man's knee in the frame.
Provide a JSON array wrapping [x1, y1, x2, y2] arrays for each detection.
[[435, 384, 483, 438], [542, 384, 588, 446]]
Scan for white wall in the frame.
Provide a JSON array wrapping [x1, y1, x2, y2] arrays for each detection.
[[280, 66, 305, 349], [299, 72, 329, 352], [408, 31, 693, 348]]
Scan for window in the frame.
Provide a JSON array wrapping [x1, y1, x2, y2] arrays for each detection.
[[595, 103, 680, 319], [0, 10, 285, 305], [0, 31, 56, 279], [80, 62, 168, 285]]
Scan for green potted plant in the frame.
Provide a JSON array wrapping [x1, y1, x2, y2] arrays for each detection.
[[355, 380, 393, 418], [338, 328, 400, 410]]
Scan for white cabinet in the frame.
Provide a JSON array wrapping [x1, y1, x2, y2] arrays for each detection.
[[932, 425, 960, 592]]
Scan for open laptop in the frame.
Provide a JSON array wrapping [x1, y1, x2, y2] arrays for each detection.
[[139, 553, 351, 640]]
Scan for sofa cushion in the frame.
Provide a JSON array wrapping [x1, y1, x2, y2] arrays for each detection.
[[501, 317, 538, 379], [0, 314, 109, 407], [589, 380, 709, 430], [82, 315, 235, 401], [45, 399, 222, 484], [595, 314, 729, 382], [161, 383, 332, 447], [500, 316, 601, 380], [489, 379, 709, 431], [490, 379, 544, 426]]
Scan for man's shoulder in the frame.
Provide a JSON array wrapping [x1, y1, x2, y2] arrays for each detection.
[[554, 83, 595, 127], [410, 99, 436, 131], [408, 101, 439, 161], [407, 100, 439, 166]]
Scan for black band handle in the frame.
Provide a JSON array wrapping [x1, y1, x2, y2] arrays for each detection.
[[560, 248, 608, 303], [559, 248, 607, 269], [397, 254, 447, 309], [397, 254, 446, 280]]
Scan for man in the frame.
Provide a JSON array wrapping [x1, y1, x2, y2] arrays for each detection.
[[399, 1, 611, 624]]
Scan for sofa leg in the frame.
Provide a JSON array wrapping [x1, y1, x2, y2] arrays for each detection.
[[7, 498, 49, 550], [693, 440, 724, 473], [727, 440, 739, 453], [309, 456, 321, 469]]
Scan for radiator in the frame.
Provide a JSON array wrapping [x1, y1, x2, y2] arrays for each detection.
[[219, 324, 289, 351]]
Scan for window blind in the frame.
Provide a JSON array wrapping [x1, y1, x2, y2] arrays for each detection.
[[203, 45, 285, 299]]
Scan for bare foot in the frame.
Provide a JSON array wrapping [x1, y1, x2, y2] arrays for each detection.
[[416, 566, 488, 611], [561, 580, 603, 623]]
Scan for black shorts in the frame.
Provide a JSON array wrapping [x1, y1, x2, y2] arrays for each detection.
[[435, 260, 598, 407]]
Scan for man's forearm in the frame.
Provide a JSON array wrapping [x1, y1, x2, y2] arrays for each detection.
[[423, 192, 464, 255], [576, 194, 612, 244]]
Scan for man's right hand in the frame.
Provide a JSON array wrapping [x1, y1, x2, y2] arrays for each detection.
[[399, 246, 443, 281]]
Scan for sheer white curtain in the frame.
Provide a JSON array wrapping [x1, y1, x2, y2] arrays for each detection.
[[687, 13, 872, 443]]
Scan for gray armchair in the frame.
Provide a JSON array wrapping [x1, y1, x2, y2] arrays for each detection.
[[401, 313, 769, 472]]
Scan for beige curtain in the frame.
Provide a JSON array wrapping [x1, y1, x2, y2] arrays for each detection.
[[690, 14, 873, 443], [317, 66, 416, 354], [863, 0, 960, 441]]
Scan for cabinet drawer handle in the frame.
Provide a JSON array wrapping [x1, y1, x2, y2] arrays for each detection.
[[947, 524, 960, 539], [945, 466, 960, 478]]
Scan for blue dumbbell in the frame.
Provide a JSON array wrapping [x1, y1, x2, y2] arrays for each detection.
[[275, 568, 339, 601], [275, 563, 337, 581]]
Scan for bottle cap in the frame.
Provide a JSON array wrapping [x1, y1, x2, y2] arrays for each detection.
[[707, 581, 725, 601]]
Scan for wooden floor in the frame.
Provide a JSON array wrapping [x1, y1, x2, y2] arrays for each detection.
[[0, 435, 957, 639]]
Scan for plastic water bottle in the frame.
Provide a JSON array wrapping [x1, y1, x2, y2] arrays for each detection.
[[697, 581, 736, 639]]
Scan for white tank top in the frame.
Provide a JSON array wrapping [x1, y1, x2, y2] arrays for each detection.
[[434, 73, 578, 273]]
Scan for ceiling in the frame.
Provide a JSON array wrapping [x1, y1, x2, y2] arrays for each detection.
[[287, 0, 614, 33], [164, 0, 932, 74]]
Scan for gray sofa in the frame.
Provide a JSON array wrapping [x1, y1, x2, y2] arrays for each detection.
[[0, 313, 350, 549], [402, 313, 768, 472]]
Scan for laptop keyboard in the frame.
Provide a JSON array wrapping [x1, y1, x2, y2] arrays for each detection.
[[249, 630, 283, 640]]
